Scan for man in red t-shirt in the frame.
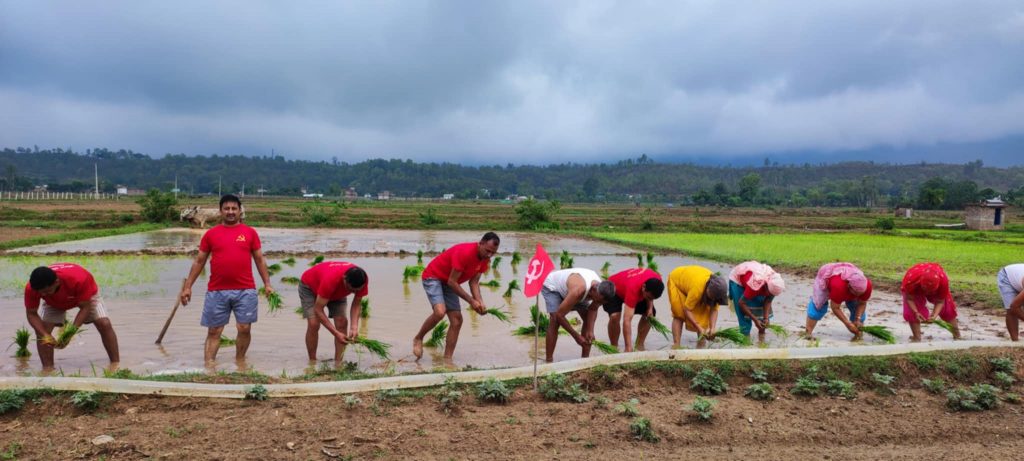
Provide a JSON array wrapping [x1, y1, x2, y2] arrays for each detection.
[[412, 232, 500, 363], [299, 261, 369, 362], [23, 263, 120, 370], [605, 268, 665, 352], [178, 194, 274, 364]]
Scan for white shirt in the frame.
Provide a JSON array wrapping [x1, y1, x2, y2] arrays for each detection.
[[543, 268, 602, 298], [1005, 264, 1024, 292]]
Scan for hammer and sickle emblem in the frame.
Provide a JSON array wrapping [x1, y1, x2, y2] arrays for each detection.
[[525, 259, 545, 285]]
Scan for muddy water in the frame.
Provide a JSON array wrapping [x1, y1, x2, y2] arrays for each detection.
[[0, 230, 1008, 377], [8, 228, 635, 255]]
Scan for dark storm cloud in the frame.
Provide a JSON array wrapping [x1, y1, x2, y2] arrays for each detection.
[[1, 1, 1022, 164]]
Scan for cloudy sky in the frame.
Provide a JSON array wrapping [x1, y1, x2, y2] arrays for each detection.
[[2, 1, 1023, 165]]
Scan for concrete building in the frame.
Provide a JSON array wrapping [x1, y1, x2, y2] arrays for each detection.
[[965, 197, 1009, 230]]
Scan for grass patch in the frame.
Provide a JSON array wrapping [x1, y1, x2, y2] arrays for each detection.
[[0, 223, 164, 250]]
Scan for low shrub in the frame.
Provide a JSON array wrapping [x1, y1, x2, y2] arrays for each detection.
[[629, 417, 659, 442], [744, 383, 775, 401], [690, 396, 715, 422], [539, 373, 589, 403], [476, 378, 511, 404], [690, 368, 728, 396]]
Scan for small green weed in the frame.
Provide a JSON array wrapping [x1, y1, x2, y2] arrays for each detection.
[[70, 391, 102, 411], [690, 396, 715, 422], [750, 369, 768, 383], [921, 378, 946, 395], [344, 395, 362, 408], [990, 357, 1015, 374], [0, 390, 26, 415], [0, 442, 21, 460], [244, 384, 269, 401], [614, 398, 640, 417], [690, 368, 728, 396], [994, 371, 1016, 389], [872, 373, 896, 395], [538, 373, 589, 403], [744, 383, 775, 401], [946, 384, 1000, 411], [475, 377, 511, 404], [629, 417, 659, 442], [825, 380, 857, 399], [437, 377, 462, 415], [792, 377, 822, 397], [907, 352, 939, 372]]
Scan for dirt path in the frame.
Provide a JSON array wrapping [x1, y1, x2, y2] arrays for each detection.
[[3, 349, 1024, 460]]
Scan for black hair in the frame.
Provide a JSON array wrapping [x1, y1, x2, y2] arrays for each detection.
[[643, 278, 665, 299], [29, 266, 58, 291], [219, 194, 242, 209], [481, 232, 500, 245], [344, 266, 368, 290]]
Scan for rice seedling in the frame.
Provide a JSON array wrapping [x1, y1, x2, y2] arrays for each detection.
[[491, 256, 502, 270], [476, 377, 512, 404], [600, 261, 611, 276], [932, 319, 955, 334], [13, 327, 31, 358], [636, 253, 643, 267], [294, 306, 304, 315], [591, 340, 619, 355], [54, 324, 84, 348], [647, 261, 658, 272], [766, 324, 788, 338], [646, 316, 670, 341], [502, 280, 521, 298], [645, 252, 654, 266], [308, 255, 325, 266], [513, 304, 554, 336], [481, 280, 501, 288], [484, 308, 511, 323], [219, 335, 237, 346], [281, 257, 296, 266], [416, 249, 424, 266], [510, 251, 522, 266], [360, 298, 370, 318], [860, 325, 896, 344], [266, 263, 282, 275], [402, 265, 425, 283], [279, 276, 300, 284], [353, 337, 392, 360], [711, 327, 752, 346], [426, 320, 448, 348], [559, 250, 574, 269], [258, 288, 283, 313], [689, 397, 715, 422]]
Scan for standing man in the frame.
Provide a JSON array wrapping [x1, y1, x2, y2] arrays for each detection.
[[541, 268, 616, 361], [24, 263, 120, 370], [412, 232, 499, 363], [805, 262, 872, 341], [605, 267, 664, 352], [178, 194, 274, 364], [299, 261, 368, 362]]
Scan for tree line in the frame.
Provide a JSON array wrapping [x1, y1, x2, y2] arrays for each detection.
[[1, 147, 1022, 209]]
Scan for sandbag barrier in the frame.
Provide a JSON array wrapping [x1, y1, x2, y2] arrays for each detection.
[[1, 341, 1019, 399]]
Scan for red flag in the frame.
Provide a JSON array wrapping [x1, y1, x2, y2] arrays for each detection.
[[523, 244, 554, 297]]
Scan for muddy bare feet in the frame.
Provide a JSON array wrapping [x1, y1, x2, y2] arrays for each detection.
[[412, 338, 423, 360]]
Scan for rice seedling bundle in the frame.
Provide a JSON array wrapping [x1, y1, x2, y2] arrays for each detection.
[[591, 340, 619, 354], [219, 335, 237, 346], [712, 327, 752, 346], [481, 280, 501, 288], [54, 324, 84, 348], [281, 257, 297, 266], [646, 316, 670, 340], [416, 250, 424, 266], [510, 251, 522, 266], [647, 261, 659, 272], [932, 319, 955, 334], [266, 263, 282, 275], [491, 256, 502, 270], [636, 254, 644, 267], [352, 337, 391, 360], [360, 298, 370, 318], [645, 252, 654, 266], [280, 276, 300, 284], [484, 308, 511, 323], [258, 288, 283, 313], [860, 325, 896, 344], [309, 255, 325, 266], [513, 304, 551, 336], [14, 327, 31, 358], [426, 320, 448, 348], [766, 324, 788, 338]]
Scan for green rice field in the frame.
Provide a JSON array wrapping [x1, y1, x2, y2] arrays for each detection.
[[594, 232, 1020, 309]]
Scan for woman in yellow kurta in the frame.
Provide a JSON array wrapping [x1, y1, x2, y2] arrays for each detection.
[[668, 266, 728, 348]]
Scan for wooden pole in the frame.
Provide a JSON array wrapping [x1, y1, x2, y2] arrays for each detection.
[[156, 279, 188, 344]]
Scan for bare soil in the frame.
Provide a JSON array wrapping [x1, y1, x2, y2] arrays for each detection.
[[3, 349, 1023, 460]]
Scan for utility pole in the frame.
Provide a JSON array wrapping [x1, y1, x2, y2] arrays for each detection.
[[174, 174, 179, 199], [218, 175, 222, 197], [94, 163, 99, 199]]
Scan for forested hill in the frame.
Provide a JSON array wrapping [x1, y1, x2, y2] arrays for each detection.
[[2, 147, 1022, 208]]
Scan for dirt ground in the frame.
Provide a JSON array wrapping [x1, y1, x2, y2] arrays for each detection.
[[3, 349, 1024, 460], [0, 227, 62, 245]]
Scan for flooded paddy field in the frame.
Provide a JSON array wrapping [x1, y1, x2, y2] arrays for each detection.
[[1, 229, 1007, 377]]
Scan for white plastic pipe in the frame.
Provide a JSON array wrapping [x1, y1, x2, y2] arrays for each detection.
[[1, 340, 1018, 399]]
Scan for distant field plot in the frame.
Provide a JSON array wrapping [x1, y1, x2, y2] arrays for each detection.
[[594, 232, 1019, 309]]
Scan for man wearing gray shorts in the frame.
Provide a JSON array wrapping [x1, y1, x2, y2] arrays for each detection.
[[299, 261, 368, 362], [24, 263, 120, 370], [542, 268, 616, 362], [998, 264, 1024, 341], [412, 232, 500, 363], [179, 194, 274, 364]]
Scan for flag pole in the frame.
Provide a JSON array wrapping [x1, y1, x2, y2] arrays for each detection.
[[533, 293, 540, 390]]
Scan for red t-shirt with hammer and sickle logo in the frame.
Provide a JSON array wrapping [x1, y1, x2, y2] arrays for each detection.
[[199, 223, 262, 291]]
